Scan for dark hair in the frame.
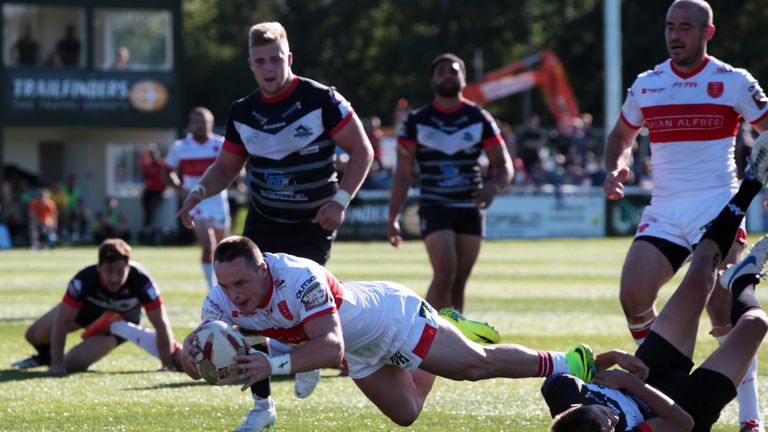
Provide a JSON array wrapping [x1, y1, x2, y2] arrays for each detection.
[[429, 53, 466, 78], [98, 238, 132, 265], [550, 405, 603, 432], [214, 236, 263, 269]]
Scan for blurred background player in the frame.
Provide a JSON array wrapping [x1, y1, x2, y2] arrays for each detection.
[[387, 53, 512, 343], [27, 187, 57, 249], [602, 1, 768, 429], [165, 107, 231, 290], [175, 22, 373, 431], [11, 239, 181, 373]]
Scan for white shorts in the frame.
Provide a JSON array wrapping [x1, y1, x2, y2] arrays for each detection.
[[338, 281, 440, 379], [635, 188, 745, 250], [189, 193, 230, 230]]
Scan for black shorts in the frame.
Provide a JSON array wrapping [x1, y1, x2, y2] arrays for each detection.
[[242, 210, 334, 265], [635, 331, 736, 431], [74, 303, 141, 345], [634, 236, 690, 273], [419, 205, 484, 238]]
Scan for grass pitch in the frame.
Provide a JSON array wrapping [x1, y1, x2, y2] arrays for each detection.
[[0, 238, 766, 431]]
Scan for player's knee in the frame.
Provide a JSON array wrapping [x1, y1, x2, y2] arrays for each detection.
[[432, 270, 456, 288], [742, 310, 768, 336], [387, 406, 420, 426], [619, 285, 653, 316]]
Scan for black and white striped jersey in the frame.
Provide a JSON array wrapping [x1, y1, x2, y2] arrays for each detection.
[[397, 98, 503, 207], [223, 76, 354, 222]]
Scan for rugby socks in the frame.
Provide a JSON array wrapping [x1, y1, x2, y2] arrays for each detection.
[[716, 333, 762, 427], [33, 343, 51, 364], [201, 262, 215, 290], [535, 351, 568, 377], [250, 342, 272, 399], [730, 277, 763, 326], [110, 321, 160, 357], [700, 178, 762, 257], [628, 308, 656, 345]]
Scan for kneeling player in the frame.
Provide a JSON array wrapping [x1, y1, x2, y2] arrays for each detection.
[[12, 238, 182, 373], [547, 142, 768, 431]]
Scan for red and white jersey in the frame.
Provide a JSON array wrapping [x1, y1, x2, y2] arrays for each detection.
[[621, 56, 768, 200], [165, 133, 227, 193], [200, 253, 436, 374]]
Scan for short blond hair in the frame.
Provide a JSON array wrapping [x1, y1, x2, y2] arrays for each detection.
[[248, 22, 288, 50], [190, 106, 214, 125]]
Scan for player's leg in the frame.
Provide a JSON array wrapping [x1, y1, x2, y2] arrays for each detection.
[[452, 233, 482, 311], [236, 333, 275, 432], [353, 365, 436, 426], [13, 304, 78, 368], [619, 238, 682, 345], [423, 229, 458, 311], [193, 218, 216, 290], [64, 335, 119, 372], [420, 318, 594, 382], [650, 171, 766, 359]]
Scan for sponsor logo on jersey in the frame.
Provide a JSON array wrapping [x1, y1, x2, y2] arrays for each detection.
[[641, 87, 665, 94], [232, 310, 239, 317], [301, 284, 329, 312], [144, 282, 159, 301], [278, 300, 294, 320], [637, 223, 650, 233], [293, 125, 313, 139], [707, 82, 724, 98], [282, 101, 302, 119], [645, 115, 725, 131], [67, 278, 83, 297], [672, 82, 698, 88], [274, 279, 285, 290], [264, 171, 294, 189], [263, 122, 286, 130], [753, 89, 768, 109], [455, 115, 469, 125], [251, 110, 267, 124], [299, 145, 320, 155], [462, 131, 474, 141]]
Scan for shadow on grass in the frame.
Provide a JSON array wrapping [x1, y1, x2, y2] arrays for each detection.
[[127, 369, 350, 391], [0, 367, 169, 383]]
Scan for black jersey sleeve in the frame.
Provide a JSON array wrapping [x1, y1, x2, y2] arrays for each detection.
[[321, 86, 354, 135], [479, 108, 503, 148], [224, 101, 245, 147], [396, 111, 418, 145]]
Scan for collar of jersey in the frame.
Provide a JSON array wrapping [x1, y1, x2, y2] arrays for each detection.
[[260, 75, 300, 103], [670, 55, 710, 79], [432, 96, 466, 113], [256, 265, 274, 309]]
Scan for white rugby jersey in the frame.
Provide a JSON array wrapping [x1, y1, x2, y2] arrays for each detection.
[[165, 134, 227, 193], [621, 56, 768, 199], [201, 252, 430, 363]]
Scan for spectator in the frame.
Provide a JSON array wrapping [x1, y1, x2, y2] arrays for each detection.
[[65, 174, 89, 243], [51, 24, 81, 67], [49, 180, 70, 241], [28, 188, 58, 249], [518, 114, 546, 181], [139, 144, 166, 234], [93, 197, 130, 243], [10, 24, 39, 66], [114, 46, 130, 69]]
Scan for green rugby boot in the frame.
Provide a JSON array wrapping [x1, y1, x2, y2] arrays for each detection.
[[565, 343, 597, 382], [438, 307, 501, 344]]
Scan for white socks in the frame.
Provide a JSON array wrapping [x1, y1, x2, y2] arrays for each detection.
[[202, 262, 215, 290], [110, 321, 159, 357]]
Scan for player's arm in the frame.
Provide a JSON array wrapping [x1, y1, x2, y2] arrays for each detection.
[[313, 114, 374, 231], [387, 143, 417, 247], [49, 303, 78, 375], [603, 118, 640, 200], [594, 349, 649, 380], [145, 303, 176, 371], [476, 141, 512, 209], [176, 150, 248, 228], [593, 370, 693, 432]]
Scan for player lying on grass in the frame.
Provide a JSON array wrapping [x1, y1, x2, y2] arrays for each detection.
[[546, 134, 768, 432], [12, 238, 183, 373], [180, 235, 597, 429]]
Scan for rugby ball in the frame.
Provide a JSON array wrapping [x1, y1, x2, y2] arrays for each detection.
[[192, 320, 246, 385]]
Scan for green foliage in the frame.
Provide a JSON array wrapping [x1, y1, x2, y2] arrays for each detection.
[[0, 239, 764, 430]]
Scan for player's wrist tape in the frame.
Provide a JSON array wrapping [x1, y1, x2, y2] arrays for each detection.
[[191, 183, 207, 198], [332, 189, 352, 208], [249, 350, 291, 375]]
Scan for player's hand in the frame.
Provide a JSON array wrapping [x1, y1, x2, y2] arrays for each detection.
[[232, 348, 272, 391], [592, 369, 640, 390], [474, 184, 501, 209], [312, 202, 345, 231], [175, 188, 204, 229], [180, 331, 202, 379], [613, 352, 649, 381], [603, 166, 631, 200], [387, 217, 402, 248]]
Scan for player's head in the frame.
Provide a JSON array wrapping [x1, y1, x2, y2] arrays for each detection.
[[550, 404, 619, 432], [247, 22, 294, 99], [97, 239, 132, 293], [665, 0, 715, 68], [430, 53, 467, 99], [189, 106, 214, 139], [213, 236, 269, 313]]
